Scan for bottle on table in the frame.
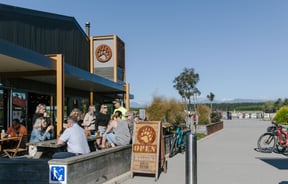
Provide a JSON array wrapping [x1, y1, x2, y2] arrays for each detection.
[[1, 129, 6, 139]]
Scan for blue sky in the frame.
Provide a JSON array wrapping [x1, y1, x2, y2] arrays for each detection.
[[1, 0, 288, 105]]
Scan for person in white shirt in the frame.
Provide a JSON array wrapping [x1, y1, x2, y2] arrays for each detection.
[[53, 116, 90, 158]]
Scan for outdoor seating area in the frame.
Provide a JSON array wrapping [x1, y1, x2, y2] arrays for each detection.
[[0, 144, 132, 184], [24, 135, 101, 159], [0, 135, 27, 158], [0, 4, 135, 183], [0, 125, 175, 183], [0, 134, 101, 159], [48, 145, 132, 184], [3, 135, 27, 158]]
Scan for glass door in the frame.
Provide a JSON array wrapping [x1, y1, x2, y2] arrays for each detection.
[[12, 91, 27, 128]]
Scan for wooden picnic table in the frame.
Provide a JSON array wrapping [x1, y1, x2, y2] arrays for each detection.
[[0, 136, 22, 154], [0, 136, 26, 158], [26, 139, 66, 158], [0, 136, 21, 152], [26, 135, 101, 158]]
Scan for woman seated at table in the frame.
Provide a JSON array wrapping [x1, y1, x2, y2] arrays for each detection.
[[100, 111, 131, 148], [29, 117, 54, 143]]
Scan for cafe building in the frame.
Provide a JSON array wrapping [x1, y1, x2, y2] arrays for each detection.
[[0, 4, 132, 136]]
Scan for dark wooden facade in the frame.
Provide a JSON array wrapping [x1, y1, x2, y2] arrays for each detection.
[[0, 3, 90, 71], [0, 4, 128, 133]]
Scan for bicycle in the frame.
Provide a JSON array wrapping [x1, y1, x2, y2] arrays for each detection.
[[257, 121, 288, 153], [169, 126, 186, 158]]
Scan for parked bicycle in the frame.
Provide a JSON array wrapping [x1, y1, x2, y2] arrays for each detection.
[[257, 121, 288, 153], [169, 125, 187, 158]]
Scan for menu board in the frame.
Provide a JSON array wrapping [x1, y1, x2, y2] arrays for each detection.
[[131, 121, 162, 180]]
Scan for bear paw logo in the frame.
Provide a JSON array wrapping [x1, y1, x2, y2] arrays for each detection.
[[137, 126, 156, 145]]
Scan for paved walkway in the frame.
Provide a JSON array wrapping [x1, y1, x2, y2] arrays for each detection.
[[107, 119, 288, 184]]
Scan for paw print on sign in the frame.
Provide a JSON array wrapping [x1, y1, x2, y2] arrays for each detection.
[[95, 44, 112, 63], [137, 126, 156, 145]]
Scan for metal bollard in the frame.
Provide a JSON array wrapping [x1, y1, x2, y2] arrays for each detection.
[[186, 132, 197, 184]]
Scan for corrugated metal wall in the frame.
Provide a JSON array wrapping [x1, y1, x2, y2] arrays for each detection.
[[0, 4, 90, 71]]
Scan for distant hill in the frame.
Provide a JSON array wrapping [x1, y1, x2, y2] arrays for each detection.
[[202, 98, 271, 104], [130, 101, 145, 108], [130, 98, 274, 109]]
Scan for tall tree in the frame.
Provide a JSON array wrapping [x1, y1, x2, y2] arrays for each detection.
[[173, 67, 200, 112], [274, 98, 284, 111], [207, 92, 215, 110]]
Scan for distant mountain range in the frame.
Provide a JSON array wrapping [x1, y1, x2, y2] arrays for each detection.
[[201, 98, 271, 104], [130, 98, 273, 108], [130, 101, 145, 108]]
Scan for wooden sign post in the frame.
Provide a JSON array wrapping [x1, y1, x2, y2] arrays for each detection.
[[131, 121, 166, 181]]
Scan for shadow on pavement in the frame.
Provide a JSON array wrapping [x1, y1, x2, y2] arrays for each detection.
[[257, 157, 288, 170], [279, 181, 288, 184]]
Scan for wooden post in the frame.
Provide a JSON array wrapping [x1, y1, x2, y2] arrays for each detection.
[[49, 54, 64, 137], [89, 36, 94, 105]]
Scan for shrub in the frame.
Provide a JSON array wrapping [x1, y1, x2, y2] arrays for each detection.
[[197, 104, 211, 125], [273, 106, 288, 125], [210, 111, 222, 123], [146, 96, 185, 124]]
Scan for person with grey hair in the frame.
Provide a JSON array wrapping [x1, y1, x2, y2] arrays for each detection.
[[53, 116, 90, 158]]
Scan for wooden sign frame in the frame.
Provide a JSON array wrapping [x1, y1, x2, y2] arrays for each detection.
[[131, 121, 166, 180]]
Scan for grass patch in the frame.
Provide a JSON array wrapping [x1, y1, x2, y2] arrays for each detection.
[[196, 133, 206, 140]]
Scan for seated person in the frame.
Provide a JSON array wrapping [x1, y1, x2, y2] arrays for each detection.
[[69, 108, 83, 128], [6, 118, 28, 137], [6, 118, 28, 148], [29, 117, 54, 143], [52, 116, 90, 159], [100, 111, 131, 148], [82, 105, 96, 136], [95, 104, 110, 148]]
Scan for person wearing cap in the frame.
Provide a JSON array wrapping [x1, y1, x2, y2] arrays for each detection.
[[112, 99, 127, 120]]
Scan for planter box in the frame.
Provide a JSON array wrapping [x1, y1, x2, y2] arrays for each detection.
[[195, 121, 224, 135]]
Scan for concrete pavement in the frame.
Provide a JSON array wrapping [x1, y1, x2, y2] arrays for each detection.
[[106, 119, 288, 184]]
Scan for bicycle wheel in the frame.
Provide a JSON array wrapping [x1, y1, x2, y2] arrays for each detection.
[[169, 136, 178, 158], [276, 142, 286, 153], [257, 133, 276, 153]]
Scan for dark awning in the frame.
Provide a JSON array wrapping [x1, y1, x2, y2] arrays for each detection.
[[0, 39, 125, 93]]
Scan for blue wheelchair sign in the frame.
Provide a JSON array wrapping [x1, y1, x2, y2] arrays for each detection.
[[49, 165, 66, 183]]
